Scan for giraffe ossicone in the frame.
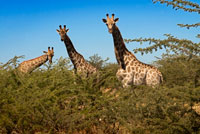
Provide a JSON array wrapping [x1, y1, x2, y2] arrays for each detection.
[[102, 14, 163, 87], [56, 25, 97, 77], [18, 47, 54, 74]]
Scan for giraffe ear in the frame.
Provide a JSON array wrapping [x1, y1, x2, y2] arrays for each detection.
[[43, 51, 47, 53], [114, 18, 119, 23], [102, 19, 107, 23], [56, 29, 60, 33], [66, 29, 69, 33]]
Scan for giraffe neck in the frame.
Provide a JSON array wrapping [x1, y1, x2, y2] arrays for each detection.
[[20, 54, 48, 73], [112, 25, 131, 69], [63, 34, 85, 69]]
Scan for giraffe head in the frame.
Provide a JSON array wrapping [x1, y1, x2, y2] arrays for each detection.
[[56, 25, 69, 41], [43, 47, 54, 64], [102, 14, 119, 33]]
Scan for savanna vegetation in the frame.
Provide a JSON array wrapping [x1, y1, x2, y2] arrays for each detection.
[[1, 0, 200, 133]]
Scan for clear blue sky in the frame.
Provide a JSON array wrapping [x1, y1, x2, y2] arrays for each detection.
[[0, 0, 199, 64]]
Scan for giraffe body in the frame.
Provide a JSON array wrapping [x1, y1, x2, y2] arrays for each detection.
[[18, 47, 54, 74], [116, 52, 163, 87], [103, 14, 163, 87], [57, 25, 97, 77]]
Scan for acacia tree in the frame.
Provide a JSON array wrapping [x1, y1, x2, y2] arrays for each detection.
[[87, 54, 109, 70], [125, 0, 200, 57]]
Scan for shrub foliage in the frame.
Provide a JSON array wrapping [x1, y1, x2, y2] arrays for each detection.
[[0, 55, 200, 134]]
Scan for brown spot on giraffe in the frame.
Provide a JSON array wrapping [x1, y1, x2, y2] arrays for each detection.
[[102, 14, 163, 87], [18, 47, 54, 74], [56, 25, 97, 77], [127, 66, 131, 73], [136, 67, 138, 72]]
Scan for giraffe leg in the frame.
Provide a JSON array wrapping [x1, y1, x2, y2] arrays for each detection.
[[121, 77, 130, 88], [116, 68, 125, 82], [116, 69, 133, 87], [146, 70, 161, 87], [121, 73, 134, 88], [133, 73, 145, 86]]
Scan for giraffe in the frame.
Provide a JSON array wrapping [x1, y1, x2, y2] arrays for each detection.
[[56, 25, 97, 77], [102, 14, 163, 87], [18, 47, 54, 74]]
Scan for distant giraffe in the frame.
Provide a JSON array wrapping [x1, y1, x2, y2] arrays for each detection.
[[56, 25, 97, 77], [18, 47, 54, 74], [102, 14, 163, 87]]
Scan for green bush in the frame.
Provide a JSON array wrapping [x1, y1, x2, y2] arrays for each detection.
[[155, 54, 200, 88], [0, 56, 200, 134]]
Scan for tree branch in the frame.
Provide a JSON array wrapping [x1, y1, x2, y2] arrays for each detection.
[[177, 23, 200, 29], [152, 0, 200, 13], [125, 34, 200, 56]]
